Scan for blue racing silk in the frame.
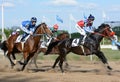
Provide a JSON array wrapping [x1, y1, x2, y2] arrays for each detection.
[[20, 20, 36, 34]]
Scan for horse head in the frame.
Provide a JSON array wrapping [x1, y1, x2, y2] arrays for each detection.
[[7, 32, 20, 44], [95, 23, 115, 38], [34, 22, 53, 37]]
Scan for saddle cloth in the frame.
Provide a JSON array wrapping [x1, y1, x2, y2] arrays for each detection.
[[40, 41, 47, 48], [15, 35, 30, 43], [71, 38, 80, 47]]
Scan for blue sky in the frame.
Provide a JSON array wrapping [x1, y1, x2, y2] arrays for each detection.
[[0, 0, 120, 33]]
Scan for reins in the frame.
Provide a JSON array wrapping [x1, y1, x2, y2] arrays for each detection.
[[33, 23, 52, 38], [33, 34, 46, 36], [93, 27, 111, 38]]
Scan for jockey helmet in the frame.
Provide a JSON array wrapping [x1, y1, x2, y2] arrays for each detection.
[[53, 24, 59, 29], [77, 20, 84, 27], [88, 14, 95, 20], [31, 17, 37, 22]]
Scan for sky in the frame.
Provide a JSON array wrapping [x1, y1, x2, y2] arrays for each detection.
[[0, 0, 120, 33]]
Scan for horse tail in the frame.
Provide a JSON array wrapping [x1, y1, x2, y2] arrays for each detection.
[[44, 41, 60, 55], [0, 40, 8, 55]]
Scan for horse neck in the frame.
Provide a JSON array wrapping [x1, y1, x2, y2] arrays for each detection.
[[91, 34, 104, 44], [33, 30, 42, 44], [8, 34, 19, 42]]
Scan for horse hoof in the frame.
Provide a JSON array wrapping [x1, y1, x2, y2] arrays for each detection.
[[18, 61, 24, 65], [44, 52, 48, 55], [107, 66, 112, 70], [11, 63, 15, 69]]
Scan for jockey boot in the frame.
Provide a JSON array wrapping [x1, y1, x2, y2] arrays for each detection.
[[15, 35, 22, 43], [46, 37, 54, 46], [79, 35, 86, 45], [21, 36, 25, 42], [21, 35, 27, 42], [21, 34, 28, 42]]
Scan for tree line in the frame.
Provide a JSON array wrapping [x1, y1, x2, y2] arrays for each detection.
[[0, 26, 120, 43]]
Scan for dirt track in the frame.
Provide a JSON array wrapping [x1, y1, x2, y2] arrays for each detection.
[[0, 55, 120, 82]]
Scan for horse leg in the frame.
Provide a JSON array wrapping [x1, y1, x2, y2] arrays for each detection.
[[21, 53, 35, 71], [29, 53, 38, 68], [64, 57, 69, 68], [33, 53, 39, 68], [11, 52, 17, 64], [95, 51, 112, 70], [52, 56, 60, 68], [18, 56, 24, 65], [59, 55, 64, 73], [58, 48, 67, 73], [7, 52, 15, 68]]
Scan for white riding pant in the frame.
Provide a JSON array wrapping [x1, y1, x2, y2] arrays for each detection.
[[75, 24, 86, 36]]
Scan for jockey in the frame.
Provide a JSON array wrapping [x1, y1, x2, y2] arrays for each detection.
[[51, 24, 59, 37], [75, 14, 95, 45], [16, 29, 20, 34], [46, 24, 59, 46], [84, 14, 96, 35], [20, 17, 37, 41], [75, 20, 86, 44], [11, 29, 20, 35]]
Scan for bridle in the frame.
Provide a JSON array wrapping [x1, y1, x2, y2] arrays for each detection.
[[41, 24, 53, 38], [33, 23, 53, 37], [93, 26, 114, 38]]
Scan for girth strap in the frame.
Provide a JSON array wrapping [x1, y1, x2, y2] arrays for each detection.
[[80, 45, 86, 55]]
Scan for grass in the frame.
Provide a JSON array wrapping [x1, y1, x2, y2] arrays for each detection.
[[37, 49, 120, 61], [101, 49, 120, 61]]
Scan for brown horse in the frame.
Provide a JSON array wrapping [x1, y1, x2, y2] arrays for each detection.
[[45, 23, 115, 72], [6, 23, 53, 71], [30, 32, 70, 68]]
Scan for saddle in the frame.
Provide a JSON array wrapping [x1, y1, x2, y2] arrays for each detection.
[[40, 41, 47, 48], [71, 35, 85, 47], [15, 35, 30, 43], [71, 35, 95, 47]]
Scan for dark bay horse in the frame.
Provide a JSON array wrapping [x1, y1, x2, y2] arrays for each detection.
[[6, 23, 53, 71], [31, 32, 70, 68], [45, 23, 115, 72]]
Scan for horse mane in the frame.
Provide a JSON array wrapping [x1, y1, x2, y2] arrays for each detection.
[[94, 23, 110, 32], [34, 22, 46, 33], [89, 23, 110, 41]]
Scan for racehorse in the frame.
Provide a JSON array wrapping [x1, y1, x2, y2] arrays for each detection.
[[31, 32, 70, 68], [5, 23, 53, 71], [45, 23, 115, 72], [0, 32, 70, 68]]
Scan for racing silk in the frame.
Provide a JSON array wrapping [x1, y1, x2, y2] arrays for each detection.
[[50, 27, 58, 37], [75, 24, 86, 36], [83, 20, 95, 33], [84, 26, 95, 33], [20, 21, 36, 34]]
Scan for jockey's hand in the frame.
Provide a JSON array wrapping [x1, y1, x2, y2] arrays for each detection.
[[54, 37, 59, 41], [91, 31, 94, 33], [30, 31, 33, 35], [90, 31, 95, 34]]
